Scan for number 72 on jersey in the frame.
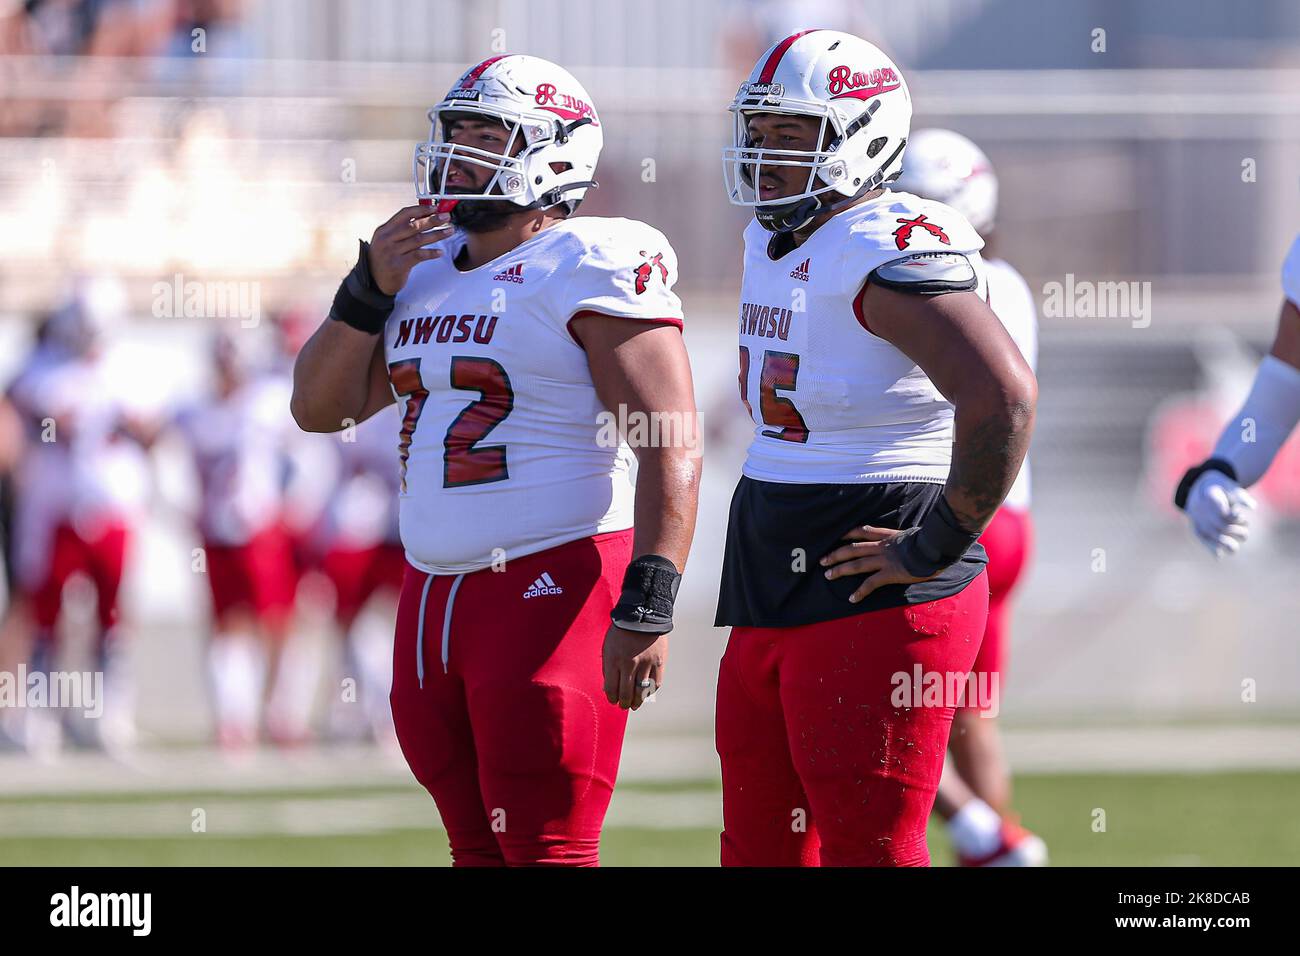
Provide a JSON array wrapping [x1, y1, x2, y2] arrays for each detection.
[[388, 357, 516, 490]]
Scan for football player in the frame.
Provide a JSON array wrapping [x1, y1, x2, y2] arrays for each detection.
[[171, 325, 301, 750], [5, 278, 149, 755], [291, 55, 701, 866], [1174, 235, 1300, 555], [894, 128, 1047, 866], [715, 31, 1037, 866], [314, 403, 406, 744]]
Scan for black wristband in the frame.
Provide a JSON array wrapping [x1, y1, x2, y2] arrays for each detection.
[[893, 495, 981, 578], [1173, 457, 1238, 511], [610, 554, 681, 634], [329, 239, 396, 335]]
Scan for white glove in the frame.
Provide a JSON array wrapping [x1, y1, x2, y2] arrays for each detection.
[[1183, 469, 1257, 558]]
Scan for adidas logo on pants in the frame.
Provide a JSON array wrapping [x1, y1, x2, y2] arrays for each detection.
[[523, 572, 563, 599]]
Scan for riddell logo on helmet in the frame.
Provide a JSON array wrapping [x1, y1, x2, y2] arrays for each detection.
[[826, 65, 901, 100], [742, 81, 785, 99], [534, 84, 599, 125]]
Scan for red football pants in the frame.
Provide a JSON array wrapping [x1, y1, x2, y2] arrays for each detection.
[[203, 526, 297, 630], [965, 507, 1033, 712], [390, 529, 633, 867], [29, 521, 129, 633], [716, 573, 989, 867]]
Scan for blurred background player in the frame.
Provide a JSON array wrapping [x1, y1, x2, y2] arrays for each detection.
[[312, 403, 404, 745], [3, 277, 149, 756], [894, 128, 1047, 866], [170, 324, 303, 749], [1174, 234, 1300, 556], [0, 379, 30, 750]]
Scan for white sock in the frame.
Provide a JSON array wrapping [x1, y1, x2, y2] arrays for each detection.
[[265, 630, 322, 737], [353, 613, 396, 737], [947, 798, 1003, 858], [326, 631, 367, 740], [208, 633, 264, 737], [98, 638, 137, 751]]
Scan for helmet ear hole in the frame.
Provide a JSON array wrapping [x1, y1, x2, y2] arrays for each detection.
[[867, 137, 887, 158], [550, 161, 572, 174]]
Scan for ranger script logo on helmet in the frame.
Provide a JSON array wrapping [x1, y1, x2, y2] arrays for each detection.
[[723, 30, 912, 234]]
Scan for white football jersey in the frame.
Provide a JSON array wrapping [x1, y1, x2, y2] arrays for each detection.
[[984, 257, 1038, 511], [174, 377, 288, 546], [320, 404, 402, 550], [9, 353, 150, 527], [737, 190, 986, 484], [1282, 232, 1300, 307], [385, 216, 682, 574]]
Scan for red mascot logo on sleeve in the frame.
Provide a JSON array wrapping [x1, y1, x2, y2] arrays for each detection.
[[892, 214, 950, 251], [635, 251, 668, 295]]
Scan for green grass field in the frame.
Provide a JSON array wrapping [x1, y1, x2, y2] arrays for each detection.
[[2, 770, 1297, 866]]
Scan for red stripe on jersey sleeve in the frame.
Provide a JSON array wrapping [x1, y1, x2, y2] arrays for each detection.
[[853, 277, 878, 336], [566, 310, 685, 350]]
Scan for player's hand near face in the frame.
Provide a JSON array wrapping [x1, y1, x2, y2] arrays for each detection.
[[291, 204, 450, 433], [603, 626, 667, 711], [820, 525, 939, 603], [366, 204, 453, 296]]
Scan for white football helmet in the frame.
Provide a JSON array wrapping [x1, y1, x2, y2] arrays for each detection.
[[48, 275, 126, 356], [893, 128, 998, 236], [723, 29, 912, 233], [414, 54, 602, 214]]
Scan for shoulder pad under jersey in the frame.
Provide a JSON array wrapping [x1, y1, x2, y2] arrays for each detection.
[[869, 252, 978, 295]]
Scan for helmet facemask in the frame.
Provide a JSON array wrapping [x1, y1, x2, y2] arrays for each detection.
[[415, 103, 549, 205], [728, 100, 899, 234], [723, 88, 904, 233], [414, 101, 597, 227]]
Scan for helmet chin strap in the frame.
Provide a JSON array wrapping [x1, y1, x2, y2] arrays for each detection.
[[447, 179, 596, 231], [755, 182, 871, 235], [755, 140, 906, 235]]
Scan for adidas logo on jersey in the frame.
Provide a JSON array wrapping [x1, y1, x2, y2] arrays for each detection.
[[789, 258, 811, 281], [522, 572, 563, 599], [493, 262, 525, 283]]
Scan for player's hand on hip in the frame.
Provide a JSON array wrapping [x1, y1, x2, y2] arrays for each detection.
[[820, 524, 937, 604], [1185, 470, 1256, 558], [602, 625, 667, 711], [367, 204, 453, 295]]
